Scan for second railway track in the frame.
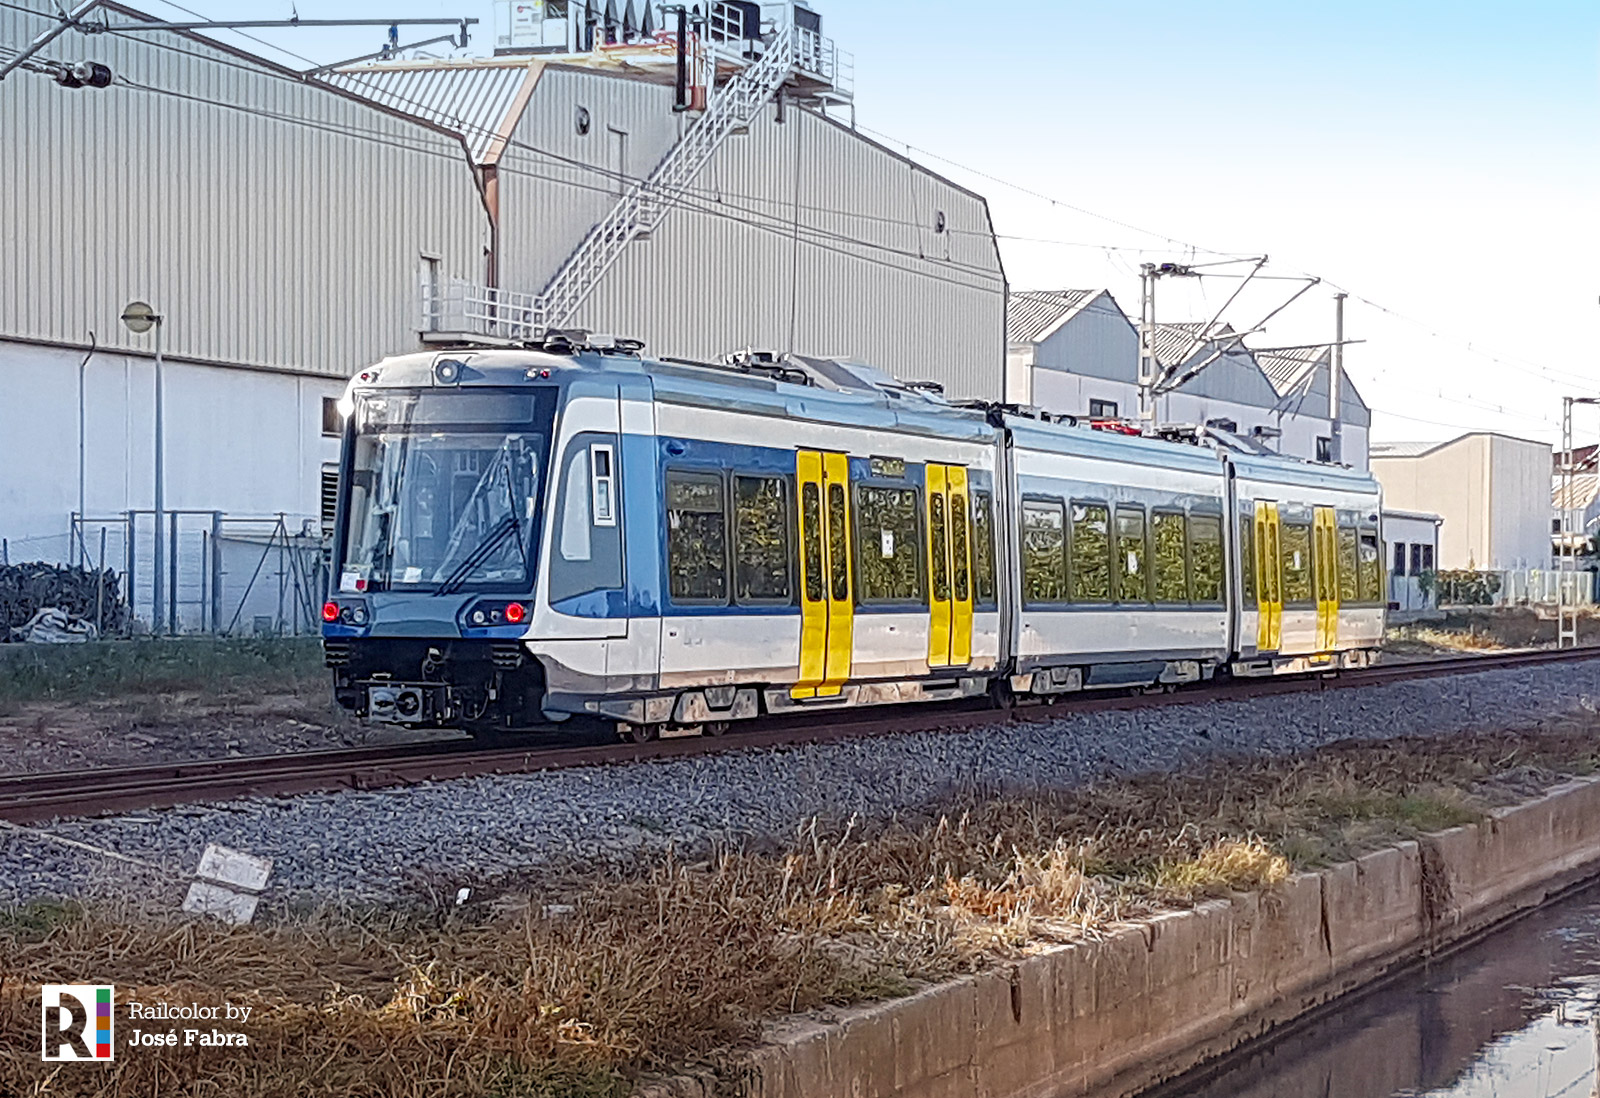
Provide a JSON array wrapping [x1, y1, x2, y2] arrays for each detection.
[[3, 647, 1596, 825]]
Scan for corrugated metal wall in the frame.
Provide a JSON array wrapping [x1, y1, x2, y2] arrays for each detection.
[[0, 7, 487, 378], [495, 67, 1007, 399]]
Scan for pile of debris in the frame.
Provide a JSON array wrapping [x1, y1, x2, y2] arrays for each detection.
[[0, 562, 125, 641]]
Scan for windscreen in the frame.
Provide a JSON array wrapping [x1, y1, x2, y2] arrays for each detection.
[[338, 388, 556, 594]]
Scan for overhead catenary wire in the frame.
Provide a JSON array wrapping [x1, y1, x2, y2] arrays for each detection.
[[4, 0, 1574, 436]]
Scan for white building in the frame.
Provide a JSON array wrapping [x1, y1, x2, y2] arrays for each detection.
[[1382, 509, 1442, 612], [1372, 433, 1553, 570], [1005, 290, 1370, 469], [1, 1, 1005, 628]]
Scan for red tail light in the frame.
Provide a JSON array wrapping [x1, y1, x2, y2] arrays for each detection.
[[322, 601, 340, 623], [504, 602, 526, 624]]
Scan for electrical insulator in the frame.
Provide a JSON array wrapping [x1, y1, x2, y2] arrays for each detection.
[[55, 61, 113, 89]]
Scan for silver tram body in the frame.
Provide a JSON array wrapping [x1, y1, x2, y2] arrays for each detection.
[[322, 344, 1384, 737]]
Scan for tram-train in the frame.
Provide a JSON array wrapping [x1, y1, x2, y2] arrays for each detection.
[[321, 338, 1385, 740]]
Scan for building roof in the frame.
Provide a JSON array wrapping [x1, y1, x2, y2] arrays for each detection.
[[1254, 345, 1328, 395], [1370, 441, 1438, 458], [1150, 322, 1251, 369], [318, 57, 542, 164], [1553, 474, 1600, 511], [1006, 289, 1103, 344], [1373, 432, 1553, 461]]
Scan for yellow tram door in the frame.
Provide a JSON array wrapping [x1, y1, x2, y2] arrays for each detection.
[[1313, 506, 1339, 652], [924, 464, 974, 668], [1255, 502, 1283, 652], [793, 450, 854, 699]]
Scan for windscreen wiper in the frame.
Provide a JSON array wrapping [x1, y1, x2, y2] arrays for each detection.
[[435, 515, 518, 596]]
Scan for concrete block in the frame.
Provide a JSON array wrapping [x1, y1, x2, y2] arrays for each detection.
[[1321, 843, 1422, 971], [1138, 902, 1235, 1050], [832, 1002, 899, 1098], [972, 960, 1056, 1097], [891, 978, 977, 1088]]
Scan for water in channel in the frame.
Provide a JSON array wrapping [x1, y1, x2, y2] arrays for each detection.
[[1162, 880, 1600, 1098]]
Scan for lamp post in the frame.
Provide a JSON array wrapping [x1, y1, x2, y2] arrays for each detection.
[[121, 302, 165, 636]]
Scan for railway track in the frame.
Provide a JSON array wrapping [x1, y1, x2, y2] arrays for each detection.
[[3, 647, 1596, 824]]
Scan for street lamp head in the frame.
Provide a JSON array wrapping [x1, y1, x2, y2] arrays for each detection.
[[120, 301, 160, 334]]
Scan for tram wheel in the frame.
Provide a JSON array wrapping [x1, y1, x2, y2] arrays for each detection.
[[702, 721, 730, 737], [618, 722, 662, 744]]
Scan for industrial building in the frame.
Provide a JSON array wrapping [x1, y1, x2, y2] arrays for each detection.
[[0, 0, 1005, 630], [1005, 289, 1371, 469], [1372, 433, 1553, 571]]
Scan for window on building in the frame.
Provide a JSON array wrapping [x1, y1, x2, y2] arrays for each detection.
[[970, 491, 995, 604], [321, 397, 342, 438], [1070, 502, 1111, 601], [1422, 545, 1434, 571], [1190, 514, 1224, 603], [733, 475, 791, 603], [1115, 505, 1149, 603], [1151, 510, 1189, 603], [1409, 543, 1424, 577], [1315, 436, 1332, 463], [1393, 541, 1407, 576], [1281, 521, 1312, 604], [1089, 399, 1118, 419], [666, 471, 727, 602], [1554, 517, 1564, 534], [855, 484, 922, 603], [1021, 499, 1067, 604]]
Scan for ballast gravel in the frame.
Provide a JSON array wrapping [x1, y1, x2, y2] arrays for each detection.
[[2, 662, 1596, 908]]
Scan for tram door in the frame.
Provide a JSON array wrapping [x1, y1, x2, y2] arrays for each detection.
[[793, 450, 854, 699], [925, 464, 974, 668], [1254, 502, 1282, 652], [1313, 506, 1339, 651]]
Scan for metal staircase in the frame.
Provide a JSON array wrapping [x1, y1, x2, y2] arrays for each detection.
[[533, 25, 797, 333]]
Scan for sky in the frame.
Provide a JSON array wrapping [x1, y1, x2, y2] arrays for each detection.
[[129, 0, 1600, 444]]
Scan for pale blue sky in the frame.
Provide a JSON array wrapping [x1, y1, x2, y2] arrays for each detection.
[[143, 0, 1600, 442]]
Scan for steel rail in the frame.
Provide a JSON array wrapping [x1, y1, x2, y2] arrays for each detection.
[[2, 647, 1596, 824]]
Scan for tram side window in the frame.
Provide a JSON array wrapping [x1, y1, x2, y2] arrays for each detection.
[[950, 492, 971, 603], [1151, 510, 1189, 603], [1190, 514, 1224, 603], [827, 484, 850, 602], [1115, 505, 1149, 603], [1337, 524, 1360, 602], [1021, 499, 1066, 605], [733, 474, 791, 603], [1280, 521, 1312, 604], [854, 485, 921, 603], [666, 471, 727, 603], [1070, 502, 1111, 601], [929, 492, 951, 602], [1238, 510, 1256, 603], [550, 437, 623, 604], [1358, 527, 1382, 602], [971, 490, 995, 604], [801, 483, 824, 602]]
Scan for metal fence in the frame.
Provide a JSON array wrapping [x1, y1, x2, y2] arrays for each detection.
[[70, 511, 328, 636], [1431, 567, 1597, 609]]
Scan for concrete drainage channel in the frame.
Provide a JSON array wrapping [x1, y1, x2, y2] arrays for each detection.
[[669, 776, 1600, 1098]]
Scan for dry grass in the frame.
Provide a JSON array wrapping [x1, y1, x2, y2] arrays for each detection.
[[4, 721, 1599, 1097]]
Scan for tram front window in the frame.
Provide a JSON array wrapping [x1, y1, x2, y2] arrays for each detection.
[[339, 389, 556, 593]]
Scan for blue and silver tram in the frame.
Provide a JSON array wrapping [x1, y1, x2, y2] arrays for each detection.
[[321, 341, 1384, 739]]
